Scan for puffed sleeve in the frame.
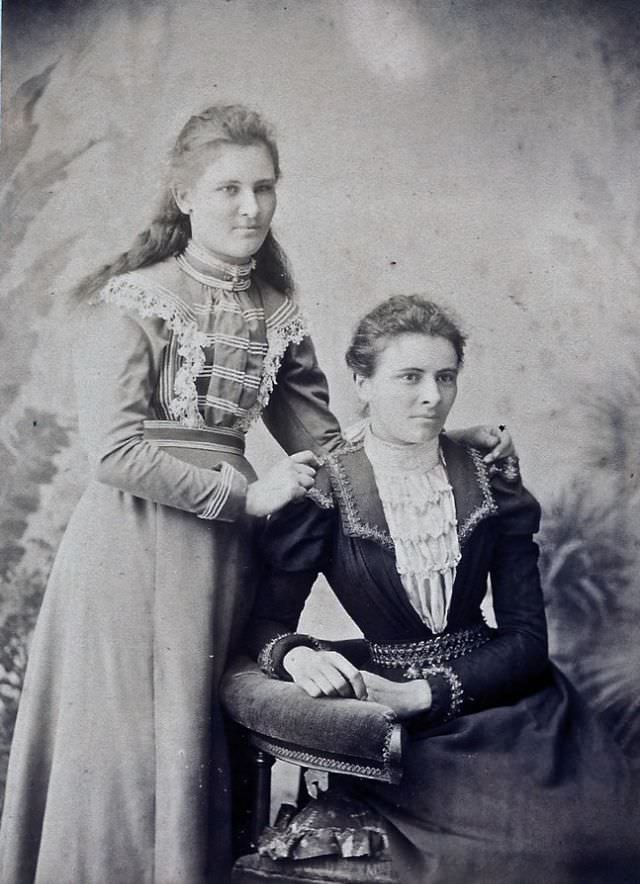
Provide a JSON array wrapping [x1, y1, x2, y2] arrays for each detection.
[[73, 301, 248, 521], [261, 334, 343, 455], [414, 471, 550, 727], [243, 469, 336, 672]]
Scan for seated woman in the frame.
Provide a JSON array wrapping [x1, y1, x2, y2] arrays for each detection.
[[245, 295, 638, 884]]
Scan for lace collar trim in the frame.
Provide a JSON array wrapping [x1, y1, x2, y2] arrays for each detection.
[[95, 272, 308, 431], [326, 437, 497, 552]]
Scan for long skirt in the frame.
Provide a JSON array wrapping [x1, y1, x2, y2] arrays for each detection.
[[0, 456, 256, 884], [362, 668, 638, 884]]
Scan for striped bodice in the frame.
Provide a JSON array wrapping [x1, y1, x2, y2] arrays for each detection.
[[97, 271, 307, 435]]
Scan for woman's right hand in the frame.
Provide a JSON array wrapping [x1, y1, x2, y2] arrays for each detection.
[[283, 647, 367, 700], [245, 450, 319, 517]]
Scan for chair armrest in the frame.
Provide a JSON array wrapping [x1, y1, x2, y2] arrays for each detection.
[[221, 656, 405, 784]]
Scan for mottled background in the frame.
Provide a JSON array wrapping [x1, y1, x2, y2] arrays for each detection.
[[1, 0, 639, 807]]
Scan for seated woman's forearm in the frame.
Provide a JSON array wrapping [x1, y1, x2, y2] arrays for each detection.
[[281, 649, 433, 719], [433, 628, 549, 721]]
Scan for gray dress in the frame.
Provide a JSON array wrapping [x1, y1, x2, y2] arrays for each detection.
[[0, 267, 341, 884]]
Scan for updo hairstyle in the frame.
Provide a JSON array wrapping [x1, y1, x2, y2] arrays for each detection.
[[345, 295, 466, 378]]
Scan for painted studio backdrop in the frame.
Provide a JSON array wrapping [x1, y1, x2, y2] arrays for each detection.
[[1, 0, 639, 804]]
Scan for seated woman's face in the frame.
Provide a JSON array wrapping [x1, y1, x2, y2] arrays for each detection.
[[355, 332, 459, 446]]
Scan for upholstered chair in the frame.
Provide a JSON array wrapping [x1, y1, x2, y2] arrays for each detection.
[[221, 654, 404, 884]]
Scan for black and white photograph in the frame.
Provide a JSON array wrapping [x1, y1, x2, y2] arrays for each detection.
[[0, 2, 638, 882]]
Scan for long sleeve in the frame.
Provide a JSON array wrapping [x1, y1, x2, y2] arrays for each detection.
[[243, 483, 335, 666], [417, 476, 549, 726], [73, 302, 247, 521], [261, 335, 343, 456]]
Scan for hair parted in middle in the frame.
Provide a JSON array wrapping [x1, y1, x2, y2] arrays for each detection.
[[74, 103, 293, 301], [345, 294, 467, 378], [169, 104, 281, 192]]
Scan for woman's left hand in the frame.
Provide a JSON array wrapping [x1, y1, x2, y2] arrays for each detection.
[[361, 671, 431, 719], [449, 424, 515, 464]]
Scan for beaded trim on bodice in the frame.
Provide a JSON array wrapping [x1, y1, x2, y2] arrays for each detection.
[[369, 623, 491, 669]]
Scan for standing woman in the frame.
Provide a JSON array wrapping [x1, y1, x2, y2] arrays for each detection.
[[0, 105, 339, 884], [0, 105, 510, 883]]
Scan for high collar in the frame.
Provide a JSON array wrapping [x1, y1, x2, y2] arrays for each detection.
[[363, 426, 442, 473], [325, 435, 497, 551], [176, 240, 255, 292]]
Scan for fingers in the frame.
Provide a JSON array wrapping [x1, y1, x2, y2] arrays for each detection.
[[290, 450, 321, 467], [295, 463, 317, 477], [291, 470, 315, 493], [475, 425, 500, 446], [361, 671, 384, 690], [482, 425, 515, 463], [304, 657, 356, 698], [361, 671, 383, 705], [289, 452, 318, 492], [311, 668, 347, 697], [295, 676, 325, 699], [294, 672, 342, 699], [295, 465, 317, 483], [287, 650, 366, 700], [326, 653, 368, 700]]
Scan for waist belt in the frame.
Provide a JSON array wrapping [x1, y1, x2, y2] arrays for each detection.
[[368, 623, 491, 669], [143, 420, 245, 455]]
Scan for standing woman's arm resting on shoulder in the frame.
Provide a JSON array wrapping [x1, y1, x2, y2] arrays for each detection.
[[446, 424, 515, 463]]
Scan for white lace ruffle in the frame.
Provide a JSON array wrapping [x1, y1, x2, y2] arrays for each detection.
[[96, 275, 308, 432], [96, 273, 208, 429], [234, 313, 308, 432], [364, 431, 460, 634]]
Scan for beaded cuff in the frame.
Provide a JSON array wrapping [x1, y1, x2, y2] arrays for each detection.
[[405, 663, 464, 722], [258, 633, 322, 680], [258, 633, 291, 678]]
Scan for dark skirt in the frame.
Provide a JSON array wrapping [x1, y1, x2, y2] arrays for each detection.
[[361, 666, 638, 884]]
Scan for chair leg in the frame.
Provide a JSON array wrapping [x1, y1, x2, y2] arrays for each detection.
[[251, 747, 275, 848]]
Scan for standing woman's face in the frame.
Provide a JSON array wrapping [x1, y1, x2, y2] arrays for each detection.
[[355, 332, 459, 446], [178, 142, 277, 263]]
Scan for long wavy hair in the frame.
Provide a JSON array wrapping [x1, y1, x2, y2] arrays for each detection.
[[73, 104, 294, 301]]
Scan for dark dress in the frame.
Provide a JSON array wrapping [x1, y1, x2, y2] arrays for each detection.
[[246, 436, 638, 884]]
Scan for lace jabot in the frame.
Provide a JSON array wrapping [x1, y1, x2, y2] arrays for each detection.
[[363, 429, 460, 634]]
